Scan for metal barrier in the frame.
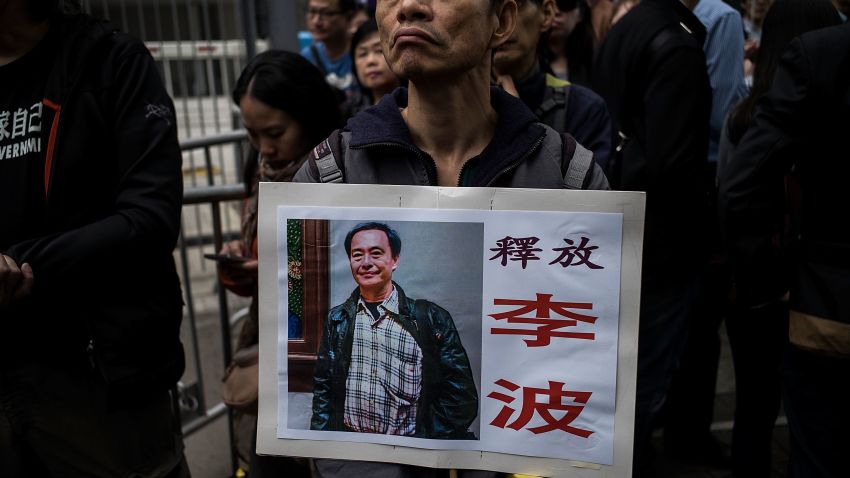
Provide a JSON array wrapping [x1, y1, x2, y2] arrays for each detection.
[[80, 0, 256, 143], [174, 130, 250, 472]]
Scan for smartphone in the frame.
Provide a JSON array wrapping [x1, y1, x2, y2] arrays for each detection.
[[203, 253, 251, 264]]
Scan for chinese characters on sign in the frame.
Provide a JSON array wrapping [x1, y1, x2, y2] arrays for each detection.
[[489, 236, 604, 270], [489, 293, 596, 347], [268, 203, 626, 467], [481, 214, 621, 465], [488, 379, 593, 437]]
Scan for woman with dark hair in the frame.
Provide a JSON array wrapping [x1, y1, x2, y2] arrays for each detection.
[[219, 49, 340, 478], [343, 19, 402, 118], [544, 0, 592, 80], [545, 0, 595, 86], [718, 1, 840, 476], [725, 0, 841, 150]]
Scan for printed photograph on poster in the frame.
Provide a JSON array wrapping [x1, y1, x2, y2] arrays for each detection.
[[283, 218, 484, 442], [259, 186, 645, 477], [274, 203, 625, 465]]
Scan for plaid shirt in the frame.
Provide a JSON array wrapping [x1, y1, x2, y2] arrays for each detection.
[[344, 287, 423, 435]]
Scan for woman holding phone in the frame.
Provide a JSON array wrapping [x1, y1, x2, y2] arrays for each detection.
[[218, 49, 340, 477]]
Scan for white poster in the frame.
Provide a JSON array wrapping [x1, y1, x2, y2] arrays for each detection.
[[258, 184, 645, 477]]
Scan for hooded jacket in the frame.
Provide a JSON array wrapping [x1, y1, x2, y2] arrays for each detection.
[[293, 87, 609, 190], [0, 14, 184, 394]]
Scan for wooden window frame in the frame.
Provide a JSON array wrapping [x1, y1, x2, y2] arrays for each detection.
[[288, 219, 329, 392]]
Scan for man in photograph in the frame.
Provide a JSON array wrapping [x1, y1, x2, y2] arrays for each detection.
[[311, 222, 478, 439]]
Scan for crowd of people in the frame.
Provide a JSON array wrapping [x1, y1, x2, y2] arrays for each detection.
[[1, 0, 848, 477]]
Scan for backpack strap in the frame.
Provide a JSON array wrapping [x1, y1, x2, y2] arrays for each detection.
[[311, 129, 344, 183], [535, 86, 569, 130], [310, 44, 328, 77], [562, 134, 594, 189]]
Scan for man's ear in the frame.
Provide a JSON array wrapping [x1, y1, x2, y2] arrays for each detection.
[[391, 255, 400, 271], [490, 0, 518, 50], [541, 0, 557, 33]]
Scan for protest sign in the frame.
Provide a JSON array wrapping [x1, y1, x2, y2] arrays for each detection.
[[257, 183, 645, 477]]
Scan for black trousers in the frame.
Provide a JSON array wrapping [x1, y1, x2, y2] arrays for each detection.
[[0, 360, 189, 478]]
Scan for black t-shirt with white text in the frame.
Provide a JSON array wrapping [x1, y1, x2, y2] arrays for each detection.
[[0, 27, 58, 251]]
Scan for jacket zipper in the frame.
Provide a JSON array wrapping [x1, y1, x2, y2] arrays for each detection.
[[485, 134, 547, 187], [86, 339, 97, 369], [456, 158, 475, 187], [352, 141, 438, 185]]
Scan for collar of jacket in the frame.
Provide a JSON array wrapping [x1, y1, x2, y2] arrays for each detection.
[[625, 0, 707, 46], [345, 86, 547, 187], [516, 66, 547, 115], [337, 281, 413, 322]]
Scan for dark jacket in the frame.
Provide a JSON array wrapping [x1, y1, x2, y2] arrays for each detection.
[[516, 70, 614, 170], [719, 22, 850, 358], [0, 14, 184, 392], [310, 284, 478, 438], [293, 87, 609, 190], [593, 0, 711, 279]]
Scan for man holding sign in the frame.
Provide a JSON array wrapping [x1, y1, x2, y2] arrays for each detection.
[[294, 0, 610, 475], [295, 0, 609, 190]]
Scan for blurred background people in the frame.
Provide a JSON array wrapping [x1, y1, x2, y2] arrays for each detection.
[[587, 0, 616, 42], [719, 12, 848, 478], [347, 1, 371, 36], [546, 0, 575, 80], [717, 3, 842, 475], [835, 0, 850, 20], [662, 0, 748, 468], [593, 0, 711, 475], [343, 19, 402, 118], [301, 0, 358, 96], [221, 50, 341, 477], [741, 0, 774, 83], [544, 0, 606, 87], [493, 0, 612, 168]]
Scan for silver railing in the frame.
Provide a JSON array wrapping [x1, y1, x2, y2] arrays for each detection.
[[174, 130, 250, 473]]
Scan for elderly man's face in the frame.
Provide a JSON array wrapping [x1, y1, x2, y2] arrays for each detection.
[[376, 0, 509, 80], [349, 229, 399, 292], [494, 0, 554, 76]]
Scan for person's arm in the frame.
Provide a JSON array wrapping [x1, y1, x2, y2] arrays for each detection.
[[641, 43, 710, 194], [566, 86, 614, 170], [704, 10, 749, 147], [310, 311, 336, 431], [217, 239, 259, 297], [4, 43, 182, 293], [430, 305, 479, 438], [719, 38, 809, 306]]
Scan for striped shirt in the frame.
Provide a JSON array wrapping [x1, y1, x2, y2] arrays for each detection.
[[344, 287, 423, 435], [694, 0, 749, 163]]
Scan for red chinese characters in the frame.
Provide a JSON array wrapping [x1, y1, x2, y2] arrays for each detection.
[[489, 293, 596, 346], [488, 379, 593, 437]]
